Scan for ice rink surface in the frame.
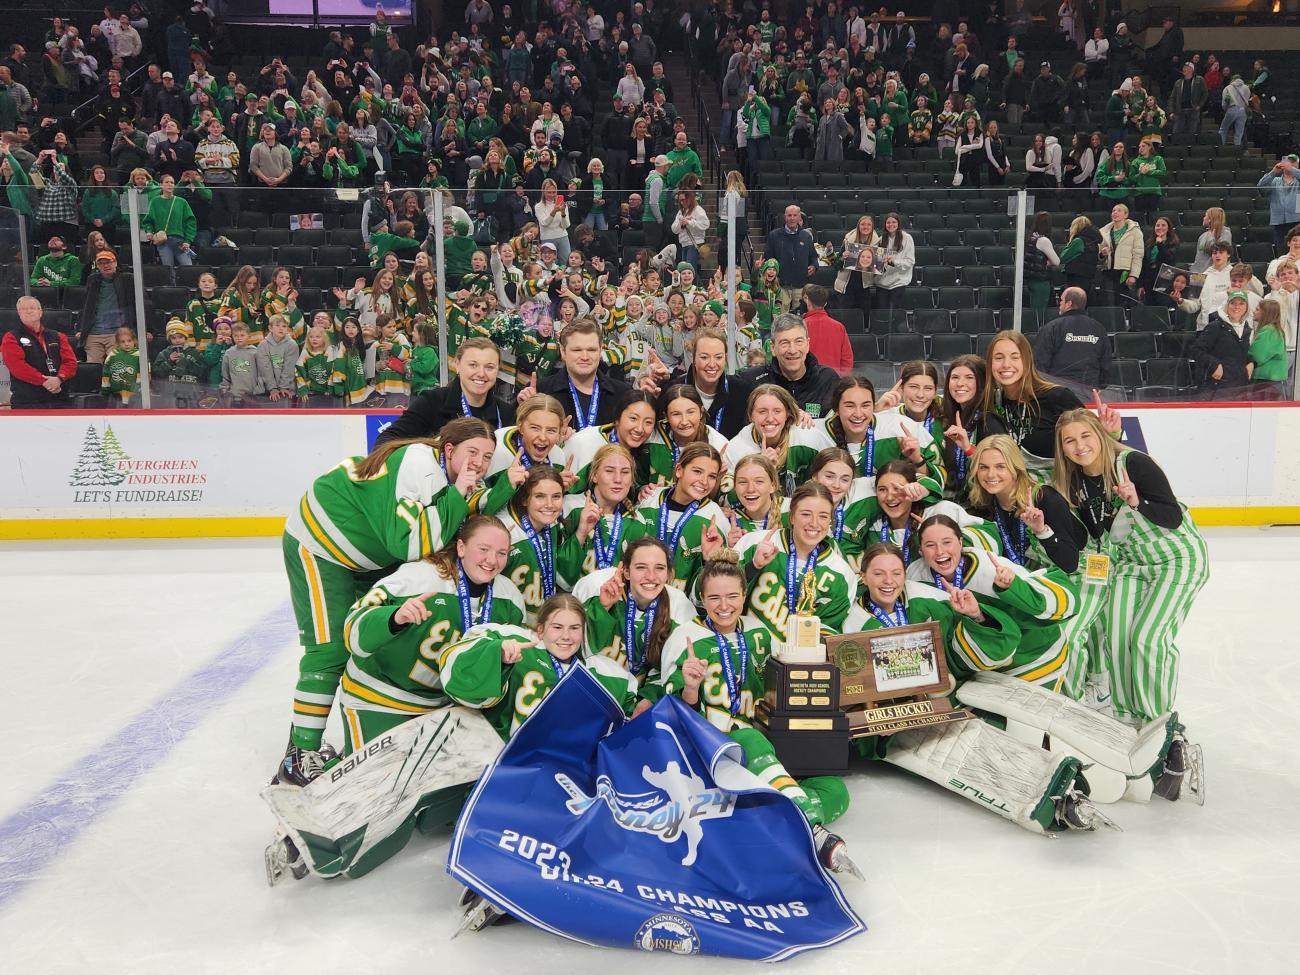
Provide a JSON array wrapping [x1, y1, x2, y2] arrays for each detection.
[[1, 529, 1297, 975]]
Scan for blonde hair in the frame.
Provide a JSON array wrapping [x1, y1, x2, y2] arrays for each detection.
[[732, 453, 783, 517], [588, 442, 638, 513], [1256, 298, 1285, 340], [516, 393, 566, 430], [724, 170, 747, 196], [746, 383, 800, 468], [1204, 207, 1226, 239], [1050, 408, 1130, 508], [966, 435, 1035, 513], [1068, 215, 1092, 240]]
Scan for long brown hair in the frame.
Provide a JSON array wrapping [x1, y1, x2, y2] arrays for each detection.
[[828, 374, 876, 448], [747, 383, 799, 466], [352, 417, 491, 480], [981, 330, 1057, 417], [662, 384, 709, 448], [508, 465, 566, 522], [621, 537, 674, 671], [428, 515, 512, 579], [898, 360, 943, 427]]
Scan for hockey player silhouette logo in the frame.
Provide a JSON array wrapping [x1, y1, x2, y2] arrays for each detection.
[[554, 722, 738, 865]]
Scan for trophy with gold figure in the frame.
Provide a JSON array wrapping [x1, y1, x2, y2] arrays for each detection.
[[756, 564, 849, 775]]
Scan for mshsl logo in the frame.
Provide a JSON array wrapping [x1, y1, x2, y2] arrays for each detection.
[[554, 721, 737, 866], [634, 913, 701, 955]]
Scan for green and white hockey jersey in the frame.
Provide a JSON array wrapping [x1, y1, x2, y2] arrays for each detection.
[[842, 581, 1022, 682], [786, 413, 946, 497], [472, 426, 567, 516], [571, 566, 700, 680], [497, 509, 588, 622], [634, 486, 729, 590], [340, 565, 527, 715], [644, 423, 732, 488], [559, 498, 655, 580], [864, 498, 998, 563], [284, 444, 471, 572], [562, 423, 622, 495], [490, 641, 639, 738], [906, 547, 1078, 687], [659, 619, 776, 731], [735, 529, 858, 637]]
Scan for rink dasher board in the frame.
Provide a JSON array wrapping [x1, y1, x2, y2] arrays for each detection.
[[1, 404, 1298, 538]]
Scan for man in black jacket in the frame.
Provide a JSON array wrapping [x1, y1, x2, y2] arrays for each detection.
[[601, 96, 632, 192], [376, 337, 516, 446], [524, 320, 630, 428], [1033, 287, 1112, 388], [740, 314, 839, 417]]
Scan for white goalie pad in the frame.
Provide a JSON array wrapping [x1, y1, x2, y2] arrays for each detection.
[[955, 672, 1173, 804], [262, 707, 503, 879], [885, 718, 1079, 835]]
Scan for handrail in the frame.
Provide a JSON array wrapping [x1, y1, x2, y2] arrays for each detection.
[[71, 58, 154, 134]]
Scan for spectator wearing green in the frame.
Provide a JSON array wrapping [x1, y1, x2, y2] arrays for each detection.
[[739, 89, 771, 162], [30, 234, 82, 287], [1249, 299, 1289, 383], [141, 174, 197, 271], [1, 147, 33, 215], [366, 219, 422, 267], [81, 165, 119, 230], [664, 130, 702, 191], [1129, 139, 1167, 224], [442, 216, 478, 288], [1096, 142, 1131, 205]]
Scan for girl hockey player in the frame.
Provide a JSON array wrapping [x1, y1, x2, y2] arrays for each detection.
[[563, 390, 658, 494], [275, 417, 496, 786], [474, 394, 571, 515], [645, 385, 732, 487], [939, 355, 1007, 500], [634, 442, 729, 590], [499, 467, 587, 623], [564, 444, 654, 576], [660, 553, 859, 878]]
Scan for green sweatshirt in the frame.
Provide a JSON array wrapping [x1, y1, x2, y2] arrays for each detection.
[[101, 346, 140, 401], [1249, 326, 1289, 381], [444, 235, 477, 278], [366, 231, 421, 268], [30, 252, 82, 287], [153, 344, 204, 381], [141, 193, 197, 243], [81, 187, 120, 227]]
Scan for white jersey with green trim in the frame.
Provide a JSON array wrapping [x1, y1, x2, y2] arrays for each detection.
[[735, 529, 858, 636], [562, 423, 619, 490], [905, 546, 1076, 623], [788, 412, 944, 495], [571, 566, 700, 667]]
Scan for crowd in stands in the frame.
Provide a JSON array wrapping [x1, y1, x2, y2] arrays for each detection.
[[0, 2, 1295, 410]]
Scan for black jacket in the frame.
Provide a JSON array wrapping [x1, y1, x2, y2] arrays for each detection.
[[740, 352, 839, 418], [538, 366, 630, 428], [78, 272, 136, 346], [1033, 313, 1112, 388], [377, 376, 517, 447], [1191, 314, 1251, 389]]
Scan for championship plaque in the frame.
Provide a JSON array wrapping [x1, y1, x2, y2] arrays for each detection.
[[825, 622, 974, 740]]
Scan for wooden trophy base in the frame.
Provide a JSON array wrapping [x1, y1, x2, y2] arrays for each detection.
[[755, 703, 850, 777], [844, 695, 976, 740]]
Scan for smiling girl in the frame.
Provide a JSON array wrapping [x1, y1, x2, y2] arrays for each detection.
[[787, 375, 945, 495], [635, 442, 729, 589], [563, 390, 659, 494], [737, 482, 858, 637], [474, 394, 570, 514], [727, 454, 783, 537], [939, 355, 1007, 499], [724, 384, 801, 493], [564, 444, 654, 575], [646, 384, 732, 486], [983, 331, 1085, 476], [499, 467, 587, 623]]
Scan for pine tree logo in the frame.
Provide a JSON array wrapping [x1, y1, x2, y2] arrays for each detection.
[[69, 425, 128, 487]]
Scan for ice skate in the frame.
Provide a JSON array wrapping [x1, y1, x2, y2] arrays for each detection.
[[1055, 784, 1122, 832], [1153, 733, 1206, 805], [271, 740, 337, 788], [812, 825, 864, 881], [264, 830, 308, 886], [453, 887, 504, 937]]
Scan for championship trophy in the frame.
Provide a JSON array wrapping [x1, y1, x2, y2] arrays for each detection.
[[755, 571, 850, 775], [826, 622, 975, 739]]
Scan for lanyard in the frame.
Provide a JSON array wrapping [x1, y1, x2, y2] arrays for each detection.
[[879, 519, 910, 555], [607, 424, 619, 445], [520, 515, 555, 599], [867, 598, 908, 627], [859, 423, 876, 478], [512, 429, 535, 469], [594, 509, 623, 569], [455, 561, 494, 632], [547, 653, 570, 682], [833, 501, 845, 542], [994, 506, 1028, 566], [707, 620, 749, 716], [462, 391, 501, 427], [709, 377, 729, 432], [624, 596, 657, 672], [657, 498, 699, 551], [570, 377, 599, 430], [932, 554, 966, 592], [785, 540, 819, 616]]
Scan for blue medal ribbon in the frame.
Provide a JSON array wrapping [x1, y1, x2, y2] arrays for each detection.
[[994, 507, 1028, 566], [657, 497, 700, 552], [462, 390, 501, 427], [867, 598, 908, 628], [512, 429, 534, 469], [569, 376, 599, 430], [859, 423, 876, 478], [833, 501, 845, 542], [879, 519, 910, 556], [594, 509, 623, 569], [785, 538, 820, 616], [547, 653, 570, 682], [707, 620, 749, 717], [520, 515, 556, 599], [932, 553, 966, 591], [624, 595, 657, 672], [607, 424, 619, 445], [454, 560, 494, 632], [709, 377, 729, 432]]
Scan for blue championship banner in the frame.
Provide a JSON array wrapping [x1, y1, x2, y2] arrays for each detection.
[[447, 668, 865, 960]]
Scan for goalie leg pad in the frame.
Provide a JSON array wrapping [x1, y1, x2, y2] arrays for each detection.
[[261, 706, 503, 880], [957, 672, 1177, 803], [884, 718, 1084, 834]]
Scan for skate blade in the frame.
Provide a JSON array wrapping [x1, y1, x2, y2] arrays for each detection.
[[264, 841, 288, 887], [831, 850, 865, 882], [452, 896, 500, 939], [1184, 742, 1206, 806], [1079, 799, 1123, 832]]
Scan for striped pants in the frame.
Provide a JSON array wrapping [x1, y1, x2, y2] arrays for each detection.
[[731, 728, 849, 827], [1060, 568, 1112, 700], [1104, 526, 1209, 721]]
